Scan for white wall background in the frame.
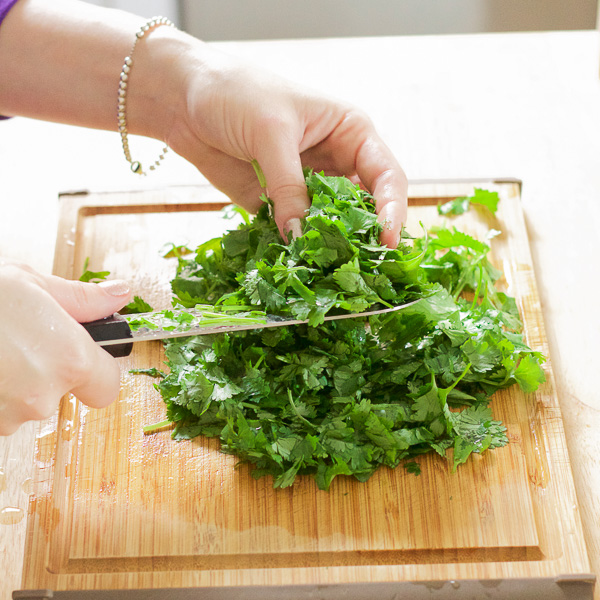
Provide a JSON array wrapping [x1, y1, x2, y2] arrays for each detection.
[[82, 0, 597, 41], [184, 0, 489, 39], [82, 0, 181, 26], [181, 0, 598, 41]]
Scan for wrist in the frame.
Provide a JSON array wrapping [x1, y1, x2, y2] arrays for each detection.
[[123, 26, 201, 145]]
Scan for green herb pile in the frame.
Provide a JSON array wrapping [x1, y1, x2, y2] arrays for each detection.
[[153, 173, 545, 490]]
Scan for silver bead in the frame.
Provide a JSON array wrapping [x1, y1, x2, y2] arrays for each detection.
[[125, 57, 132, 66], [123, 65, 130, 74]]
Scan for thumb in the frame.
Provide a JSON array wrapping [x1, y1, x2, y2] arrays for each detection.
[[41, 276, 133, 323]]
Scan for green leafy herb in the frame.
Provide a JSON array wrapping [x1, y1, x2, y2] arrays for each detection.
[[404, 461, 421, 475], [152, 172, 544, 490], [124, 304, 267, 333], [162, 243, 194, 259], [143, 419, 173, 434], [438, 188, 500, 217], [129, 367, 166, 378], [121, 295, 154, 315], [79, 257, 110, 283]]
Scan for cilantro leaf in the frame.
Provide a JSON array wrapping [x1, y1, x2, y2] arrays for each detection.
[[438, 188, 500, 217], [79, 257, 109, 283], [121, 295, 153, 315]]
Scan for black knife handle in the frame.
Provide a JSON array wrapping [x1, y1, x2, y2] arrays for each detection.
[[82, 313, 133, 358]]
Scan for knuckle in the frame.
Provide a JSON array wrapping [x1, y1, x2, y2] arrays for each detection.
[[0, 257, 33, 272], [24, 395, 59, 422], [0, 262, 40, 290], [341, 107, 372, 130]]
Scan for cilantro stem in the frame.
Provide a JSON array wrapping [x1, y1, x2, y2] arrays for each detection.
[[471, 266, 484, 310], [447, 363, 472, 393], [143, 419, 173, 435], [287, 390, 317, 429], [251, 159, 267, 188]]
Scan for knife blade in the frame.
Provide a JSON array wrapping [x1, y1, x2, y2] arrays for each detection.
[[82, 301, 419, 358]]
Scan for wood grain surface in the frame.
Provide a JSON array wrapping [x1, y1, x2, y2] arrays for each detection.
[[17, 181, 592, 596]]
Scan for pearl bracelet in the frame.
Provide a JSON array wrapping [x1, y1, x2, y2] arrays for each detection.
[[117, 16, 175, 175]]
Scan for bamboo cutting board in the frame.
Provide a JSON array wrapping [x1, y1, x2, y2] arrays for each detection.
[[17, 180, 594, 599]]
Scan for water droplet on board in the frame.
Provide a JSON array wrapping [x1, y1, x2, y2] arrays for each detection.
[[0, 506, 25, 525], [22, 477, 34, 495], [61, 423, 74, 441]]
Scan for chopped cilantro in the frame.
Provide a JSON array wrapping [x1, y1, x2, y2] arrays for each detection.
[[121, 295, 153, 315], [438, 188, 500, 217], [404, 461, 421, 476], [129, 367, 166, 378], [148, 173, 545, 490], [79, 257, 109, 283]]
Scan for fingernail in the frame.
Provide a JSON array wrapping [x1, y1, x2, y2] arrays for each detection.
[[98, 279, 130, 296], [284, 218, 303, 241]]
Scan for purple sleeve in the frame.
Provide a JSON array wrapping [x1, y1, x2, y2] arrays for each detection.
[[0, 0, 19, 120], [0, 0, 19, 25]]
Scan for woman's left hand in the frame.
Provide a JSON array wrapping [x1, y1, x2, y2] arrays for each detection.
[[164, 43, 407, 246]]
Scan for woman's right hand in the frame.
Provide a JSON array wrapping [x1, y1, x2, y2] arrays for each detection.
[[0, 260, 133, 435]]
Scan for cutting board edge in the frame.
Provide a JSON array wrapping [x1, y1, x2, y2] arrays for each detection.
[[13, 571, 596, 599]]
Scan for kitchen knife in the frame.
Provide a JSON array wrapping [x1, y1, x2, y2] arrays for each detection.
[[82, 301, 419, 358]]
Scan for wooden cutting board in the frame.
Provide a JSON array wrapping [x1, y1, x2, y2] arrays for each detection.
[[16, 180, 594, 599]]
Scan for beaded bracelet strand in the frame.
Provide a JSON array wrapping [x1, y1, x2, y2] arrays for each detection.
[[117, 16, 175, 175]]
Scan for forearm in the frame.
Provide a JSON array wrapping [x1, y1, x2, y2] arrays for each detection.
[[0, 0, 195, 140]]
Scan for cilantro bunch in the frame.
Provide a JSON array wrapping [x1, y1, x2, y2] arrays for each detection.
[[156, 173, 545, 490]]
